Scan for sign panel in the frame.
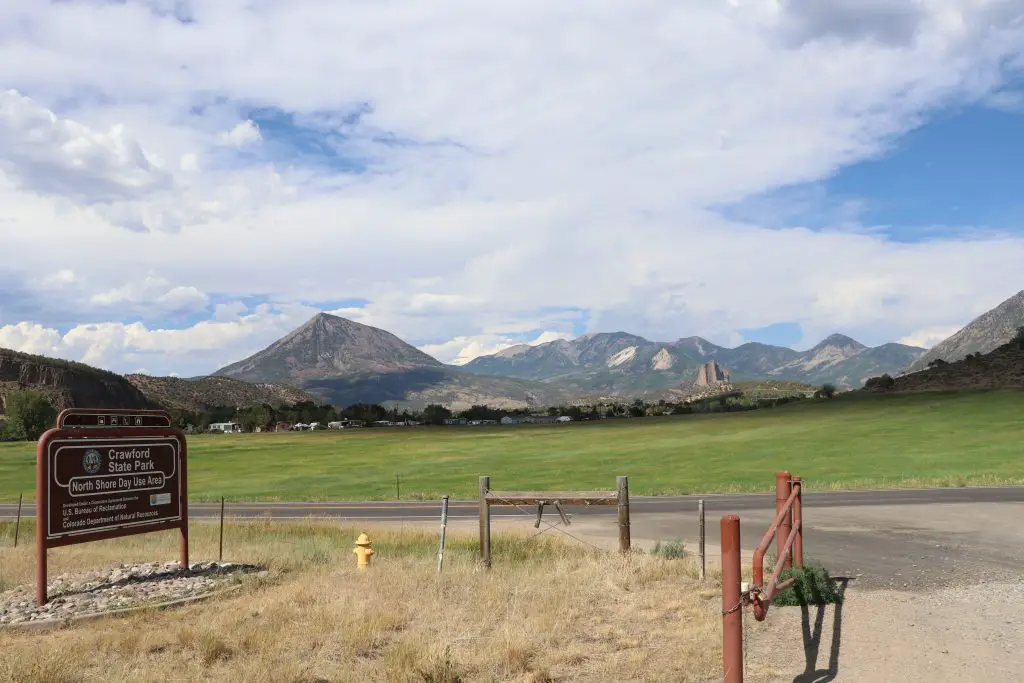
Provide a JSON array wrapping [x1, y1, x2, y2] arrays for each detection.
[[43, 434, 182, 542], [57, 408, 172, 429], [36, 424, 189, 606]]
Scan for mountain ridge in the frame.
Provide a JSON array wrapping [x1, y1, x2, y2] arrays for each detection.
[[904, 290, 1024, 373], [462, 330, 923, 392]]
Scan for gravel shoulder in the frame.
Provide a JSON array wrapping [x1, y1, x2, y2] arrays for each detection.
[[745, 580, 1024, 682]]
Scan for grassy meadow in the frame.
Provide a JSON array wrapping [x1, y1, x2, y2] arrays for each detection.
[[1, 390, 1022, 502], [0, 520, 724, 682]]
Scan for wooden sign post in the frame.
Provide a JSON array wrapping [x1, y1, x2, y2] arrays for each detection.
[[36, 409, 189, 606]]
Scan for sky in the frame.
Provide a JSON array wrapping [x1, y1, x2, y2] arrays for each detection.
[[2, 0, 1024, 376]]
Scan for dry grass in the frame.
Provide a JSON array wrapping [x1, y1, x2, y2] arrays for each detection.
[[0, 520, 723, 682]]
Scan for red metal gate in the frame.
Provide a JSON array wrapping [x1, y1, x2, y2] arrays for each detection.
[[721, 471, 804, 682]]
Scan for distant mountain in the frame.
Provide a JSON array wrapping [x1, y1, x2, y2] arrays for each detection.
[[214, 313, 443, 384], [462, 332, 701, 397], [212, 314, 573, 411], [463, 331, 925, 391], [904, 290, 1024, 374], [125, 374, 319, 412]]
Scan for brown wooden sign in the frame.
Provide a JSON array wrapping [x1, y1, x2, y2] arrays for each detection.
[[56, 408, 173, 429], [36, 425, 189, 605]]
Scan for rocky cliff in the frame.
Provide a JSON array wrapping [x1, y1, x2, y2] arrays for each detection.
[[0, 348, 158, 412], [695, 359, 729, 387]]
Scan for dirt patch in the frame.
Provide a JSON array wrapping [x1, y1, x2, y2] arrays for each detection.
[[746, 580, 1024, 682]]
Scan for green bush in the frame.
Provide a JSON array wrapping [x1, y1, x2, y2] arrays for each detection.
[[771, 560, 844, 607], [651, 539, 688, 559]]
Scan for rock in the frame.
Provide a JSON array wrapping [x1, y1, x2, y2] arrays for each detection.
[[695, 360, 729, 387]]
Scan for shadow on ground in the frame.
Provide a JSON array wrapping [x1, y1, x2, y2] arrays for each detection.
[[792, 578, 849, 683]]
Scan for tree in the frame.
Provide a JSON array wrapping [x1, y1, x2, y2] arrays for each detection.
[[819, 383, 836, 399], [1014, 326, 1024, 348], [1, 390, 57, 440], [421, 404, 453, 425]]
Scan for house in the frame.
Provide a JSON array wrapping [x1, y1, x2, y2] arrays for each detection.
[[531, 416, 560, 425], [208, 422, 241, 433], [443, 418, 468, 425], [500, 416, 535, 425]]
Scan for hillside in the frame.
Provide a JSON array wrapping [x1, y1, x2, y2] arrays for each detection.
[[125, 374, 319, 412], [213, 314, 576, 410], [0, 348, 158, 412], [905, 290, 1024, 373], [463, 331, 924, 391], [876, 336, 1024, 393]]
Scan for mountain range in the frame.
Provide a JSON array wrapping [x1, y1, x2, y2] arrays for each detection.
[[462, 332, 924, 395], [4, 288, 1023, 413], [209, 313, 924, 409]]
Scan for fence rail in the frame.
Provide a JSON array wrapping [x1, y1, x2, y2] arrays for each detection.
[[751, 472, 803, 621]]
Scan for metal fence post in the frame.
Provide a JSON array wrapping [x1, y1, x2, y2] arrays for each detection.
[[13, 493, 23, 548], [479, 476, 491, 569], [437, 495, 450, 577], [775, 471, 792, 570], [722, 515, 744, 683], [698, 499, 706, 581], [616, 476, 631, 553], [792, 476, 803, 569]]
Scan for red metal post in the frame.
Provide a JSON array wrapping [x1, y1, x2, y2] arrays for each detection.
[[721, 515, 744, 683], [179, 431, 190, 570], [792, 476, 803, 569], [775, 471, 792, 571], [36, 429, 55, 606]]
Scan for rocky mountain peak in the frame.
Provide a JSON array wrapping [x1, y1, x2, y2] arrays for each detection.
[[213, 312, 442, 383], [812, 334, 867, 352]]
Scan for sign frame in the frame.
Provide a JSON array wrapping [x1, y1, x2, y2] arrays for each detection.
[[56, 408, 173, 429], [36, 425, 189, 605]]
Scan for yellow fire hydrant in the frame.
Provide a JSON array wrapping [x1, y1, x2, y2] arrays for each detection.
[[353, 532, 374, 569]]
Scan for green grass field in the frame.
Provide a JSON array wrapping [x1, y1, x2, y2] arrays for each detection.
[[1, 390, 1022, 502]]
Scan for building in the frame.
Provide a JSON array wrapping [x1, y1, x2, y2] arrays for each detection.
[[208, 422, 241, 433], [443, 418, 469, 425]]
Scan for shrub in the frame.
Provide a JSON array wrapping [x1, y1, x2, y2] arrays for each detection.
[[864, 373, 895, 390], [651, 539, 688, 559], [771, 561, 844, 607]]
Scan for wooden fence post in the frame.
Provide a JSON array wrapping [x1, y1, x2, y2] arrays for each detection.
[[616, 476, 631, 553], [698, 498, 705, 581], [479, 476, 491, 569]]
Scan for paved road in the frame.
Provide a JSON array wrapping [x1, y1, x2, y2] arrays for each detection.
[[2, 485, 1023, 521]]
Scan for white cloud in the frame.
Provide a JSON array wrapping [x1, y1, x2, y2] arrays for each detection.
[[898, 326, 964, 349], [0, 1, 1022, 376], [419, 330, 572, 365], [217, 120, 261, 148], [88, 275, 209, 316]]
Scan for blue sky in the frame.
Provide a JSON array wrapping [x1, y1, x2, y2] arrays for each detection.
[[2, 1, 1024, 374]]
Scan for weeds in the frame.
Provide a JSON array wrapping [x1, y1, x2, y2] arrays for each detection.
[[651, 539, 688, 559]]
